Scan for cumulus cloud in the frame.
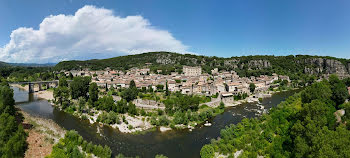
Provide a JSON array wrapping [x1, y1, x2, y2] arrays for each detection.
[[0, 5, 188, 63]]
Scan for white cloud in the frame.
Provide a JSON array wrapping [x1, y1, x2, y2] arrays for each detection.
[[0, 5, 188, 63]]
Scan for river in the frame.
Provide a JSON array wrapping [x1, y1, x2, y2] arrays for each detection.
[[12, 87, 299, 158]]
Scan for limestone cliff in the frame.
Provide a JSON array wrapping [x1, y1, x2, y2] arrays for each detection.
[[301, 58, 350, 76], [54, 52, 350, 77]]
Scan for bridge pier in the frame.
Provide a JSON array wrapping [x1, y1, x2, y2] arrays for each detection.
[[28, 83, 34, 93], [39, 83, 42, 91], [10, 80, 64, 93]]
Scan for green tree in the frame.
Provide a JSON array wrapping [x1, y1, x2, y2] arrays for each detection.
[[0, 85, 15, 115], [219, 101, 225, 109], [249, 83, 256, 93], [158, 115, 169, 126], [3, 125, 28, 158], [128, 102, 138, 115], [301, 81, 332, 104], [53, 86, 70, 107], [97, 96, 115, 111], [200, 145, 215, 158], [70, 76, 91, 99], [116, 99, 128, 113], [47, 130, 112, 158], [280, 79, 289, 87], [129, 80, 136, 89], [78, 97, 86, 112], [89, 82, 99, 103], [343, 77, 350, 87], [331, 83, 349, 106], [59, 77, 68, 87], [328, 75, 349, 106], [165, 81, 170, 96], [0, 83, 27, 157], [121, 80, 138, 102], [121, 88, 138, 102]]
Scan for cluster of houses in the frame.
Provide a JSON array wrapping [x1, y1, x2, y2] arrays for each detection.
[[65, 66, 289, 98]]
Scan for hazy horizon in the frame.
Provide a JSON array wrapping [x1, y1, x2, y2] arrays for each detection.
[[3, 51, 350, 64]]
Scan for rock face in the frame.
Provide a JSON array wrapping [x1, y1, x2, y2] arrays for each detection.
[[302, 58, 349, 76], [248, 60, 271, 69], [223, 59, 271, 70], [155, 54, 176, 65], [224, 59, 239, 69], [325, 59, 348, 75], [154, 54, 348, 76]]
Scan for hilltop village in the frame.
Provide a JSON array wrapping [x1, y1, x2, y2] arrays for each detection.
[[3, 59, 350, 158], [66, 65, 289, 103]]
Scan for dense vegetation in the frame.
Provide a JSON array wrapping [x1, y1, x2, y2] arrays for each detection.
[[46, 130, 112, 158], [0, 80, 28, 157], [54, 52, 350, 79], [0, 66, 56, 82], [200, 75, 350, 158], [53, 77, 224, 130]]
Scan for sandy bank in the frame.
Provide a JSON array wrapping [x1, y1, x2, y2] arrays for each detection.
[[21, 111, 66, 158], [12, 84, 54, 100]]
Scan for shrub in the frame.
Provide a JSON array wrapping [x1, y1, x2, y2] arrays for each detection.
[[200, 145, 215, 158], [158, 116, 169, 126]]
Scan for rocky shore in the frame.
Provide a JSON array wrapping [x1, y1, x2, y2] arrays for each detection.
[[21, 111, 66, 158], [12, 84, 292, 134]]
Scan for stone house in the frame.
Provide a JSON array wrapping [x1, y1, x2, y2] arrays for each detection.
[[228, 82, 241, 93], [216, 84, 226, 93], [168, 81, 176, 91], [183, 66, 202, 76], [221, 92, 233, 103], [181, 86, 191, 94], [279, 75, 290, 82]]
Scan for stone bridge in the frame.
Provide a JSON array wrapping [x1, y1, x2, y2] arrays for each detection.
[[10, 80, 61, 93]]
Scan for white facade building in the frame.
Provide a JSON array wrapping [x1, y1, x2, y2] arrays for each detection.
[[183, 66, 202, 76]]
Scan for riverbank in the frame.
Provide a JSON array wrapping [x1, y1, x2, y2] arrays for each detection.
[[12, 83, 297, 134], [21, 111, 66, 158], [12, 84, 54, 100], [13, 86, 300, 158], [11, 84, 154, 134]]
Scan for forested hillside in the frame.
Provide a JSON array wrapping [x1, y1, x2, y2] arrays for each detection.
[[54, 52, 350, 78], [0, 61, 56, 82], [0, 66, 56, 82], [200, 75, 350, 158], [0, 80, 28, 157], [0, 61, 9, 67]]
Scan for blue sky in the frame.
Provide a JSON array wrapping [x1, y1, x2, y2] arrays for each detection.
[[0, 0, 350, 63]]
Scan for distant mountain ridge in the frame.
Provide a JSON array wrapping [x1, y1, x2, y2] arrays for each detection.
[[0, 62, 56, 67], [9, 63, 56, 67], [0, 61, 9, 67], [54, 52, 350, 77]]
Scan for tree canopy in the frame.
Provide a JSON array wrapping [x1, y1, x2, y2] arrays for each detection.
[[201, 76, 350, 158], [249, 83, 256, 93], [70, 76, 91, 100], [0, 81, 27, 157], [89, 82, 99, 104]]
